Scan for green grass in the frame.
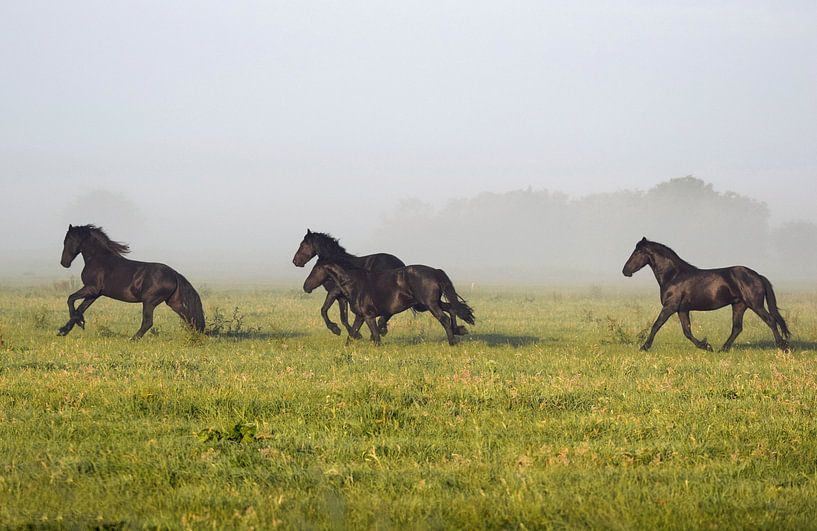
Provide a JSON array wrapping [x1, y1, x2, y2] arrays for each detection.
[[1, 282, 817, 529]]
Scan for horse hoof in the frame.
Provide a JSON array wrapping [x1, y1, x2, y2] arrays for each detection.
[[76, 319, 85, 330], [455, 326, 469, 336], [350, 332, 363, 340], [703, 343, 713, 352], [328, 324, 341, 336], [639, 344, 650, 352], [57, 328, 68, 336]]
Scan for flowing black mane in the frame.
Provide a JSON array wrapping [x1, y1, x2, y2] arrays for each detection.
[[71, 225, 130, 255], [640, 239, 695, 269], [307, 231, 351, 260]]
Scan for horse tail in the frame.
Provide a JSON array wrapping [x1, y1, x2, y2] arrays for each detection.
[[168, 272, 205, 332], [436, 270, 475, 325], [761, 275, 790, 339]]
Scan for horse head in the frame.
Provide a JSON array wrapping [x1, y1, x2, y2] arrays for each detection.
[[303, 259, 331, 293], [622, 237, 651, 277], [293, 229, 318, 267], [61, 225, 83, 267]]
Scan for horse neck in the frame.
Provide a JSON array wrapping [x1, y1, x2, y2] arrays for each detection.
[[318, 246, 363, 267], [648, 249, 689, 285], [79, 238, 118, 261], [327, 266, 358, 297]]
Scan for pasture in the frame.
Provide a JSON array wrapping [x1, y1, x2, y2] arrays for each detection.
[[1, 281, 816, 528]]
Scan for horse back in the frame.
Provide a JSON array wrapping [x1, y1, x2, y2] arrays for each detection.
[[321, 253, 403, 293], [361, 253, 405, 270]]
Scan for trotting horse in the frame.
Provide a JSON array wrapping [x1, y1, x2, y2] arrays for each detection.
[[318, 260, 475, 346], [293, 229, 404, 338], [58, 224, 205, 339], [622, 237, 790, 352]]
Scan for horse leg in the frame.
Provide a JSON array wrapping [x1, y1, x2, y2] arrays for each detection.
[[58, 286, 99, 336], [321, 290, 342, 336], [442, 302, 468, 335], [337, 296, 354, 337], [365, 316, 382, 346], [641, 307, 675, 351], [749, 304, 789, 350], [377, 316, 391, 336], [720, 302, 747, 352], [132, 301, 158, 340], [347, 314, 364, 340], [428, 302, 456, 345], [678, 311, 712, 351], [73, 295, 100, 330]]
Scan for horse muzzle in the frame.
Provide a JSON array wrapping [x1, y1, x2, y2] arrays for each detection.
[[622, 269, 633, 277]]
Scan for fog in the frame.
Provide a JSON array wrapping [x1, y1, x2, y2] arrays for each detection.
[[2, 2, 816, 284]]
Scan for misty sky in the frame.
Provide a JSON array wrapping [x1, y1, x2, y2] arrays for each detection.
[[2, 1, 816, 276]]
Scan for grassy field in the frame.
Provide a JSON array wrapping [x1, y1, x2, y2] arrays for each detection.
[[1, 280, 817, 529]]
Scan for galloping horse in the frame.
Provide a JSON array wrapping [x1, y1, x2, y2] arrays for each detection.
[[293, 230, 404, 337], [316, 260, 475, 346], [304, 256, 471, 338], [622, 237, 790, 352], [58, 225, 205, 339]]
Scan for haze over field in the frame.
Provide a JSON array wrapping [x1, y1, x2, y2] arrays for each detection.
[[2, 1, 816, 281]]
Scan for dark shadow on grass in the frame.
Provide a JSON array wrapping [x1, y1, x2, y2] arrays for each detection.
[[732, 340, 817, 352], [65, 328, 307, 341], [467, 333, 542, 348], [209, 330, 307, 340], [377, 332, 544, 348], [4, 361, 70, 371], [387, 335, 446, 346]]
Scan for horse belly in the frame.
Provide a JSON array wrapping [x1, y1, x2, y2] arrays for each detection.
[[377, 291, 415, 316], [683, 282, 737, 311], [393, 292, 416, 313], [104, 278, 143, 302]]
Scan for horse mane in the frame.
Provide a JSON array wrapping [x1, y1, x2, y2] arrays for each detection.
[[640, 239, 695, 269], [316, 254, 362, 270], [308, 232, 353, 260], [72, 225, 130, 255]]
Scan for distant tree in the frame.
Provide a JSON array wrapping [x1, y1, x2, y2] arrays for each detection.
[[61, 189, 146, 238], [370, 177, 781, 280], [639, 176, 770, 266]]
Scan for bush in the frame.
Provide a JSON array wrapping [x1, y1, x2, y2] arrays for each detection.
[[206, 306, 260, 337]]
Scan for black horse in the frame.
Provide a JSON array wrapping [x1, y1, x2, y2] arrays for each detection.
[[622, 237, 790, 352], [293, 230, 404, 337], [304, 257, 472, 338], [58, 225, 205, 339], [316, 261, 475, 346]]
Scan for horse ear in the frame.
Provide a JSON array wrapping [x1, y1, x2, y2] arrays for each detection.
[[640, 236, 647, 242], [69, 224, 73, 229], [307, 228, 312, 234]]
